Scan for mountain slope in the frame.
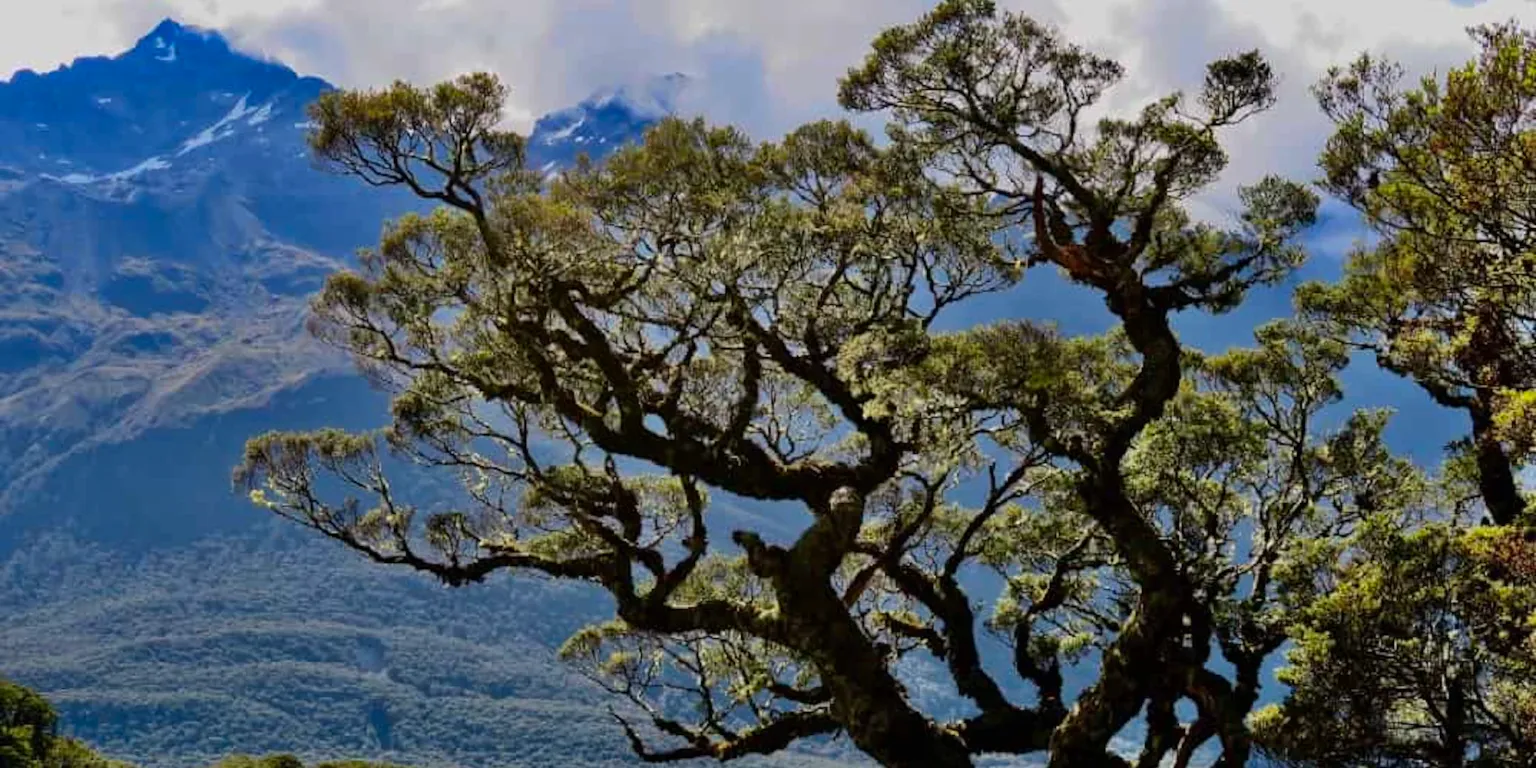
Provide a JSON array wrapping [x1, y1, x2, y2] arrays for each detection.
[[0, 19, 362, 512], [0, 20, 848, 768], [0, 19, 694, 518]]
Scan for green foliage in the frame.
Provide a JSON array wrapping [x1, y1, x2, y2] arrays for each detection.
[[1303, 21, 1536, 526], [1254, 523, 1536, 765], [0, 678, 130, 768], [233, 2, 1327, 765], [1241, 23, 1536, 766], [227, 3, 1534, 768], [2, 677, 57, 763]]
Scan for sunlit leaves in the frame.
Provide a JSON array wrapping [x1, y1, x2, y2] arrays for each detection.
[[228, 2, 1369, 764], [1306, 22, 1536, 526], [1257, 523, 1536, 764]]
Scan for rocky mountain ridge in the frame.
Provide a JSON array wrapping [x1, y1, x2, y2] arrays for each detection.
[[0, 19, 689, 514]]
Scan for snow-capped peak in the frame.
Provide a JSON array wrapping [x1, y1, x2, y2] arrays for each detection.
[[0, 17, 670, 188], [523, 73, 687, 169], [130, 18, 226, 59]]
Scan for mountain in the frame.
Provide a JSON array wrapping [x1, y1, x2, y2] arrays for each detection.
[[527, 72, 690, 171], [0, 19, 695, 529], [0, 19, 368, 522], [0, 20, 319, 173], [0, 19, 846, 768]]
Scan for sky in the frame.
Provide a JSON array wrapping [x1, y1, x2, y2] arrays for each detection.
[[0, 0, 1530, 213]]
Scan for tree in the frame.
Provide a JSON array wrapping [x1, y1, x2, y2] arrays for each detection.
[[1252, 522, 1536, 766], [1251, 22, 1536, 767], [1301, 22, 1536, 526], [1, 678, 57, 766], [0, 679, 131, 768], [235, 2, 1347, 765]]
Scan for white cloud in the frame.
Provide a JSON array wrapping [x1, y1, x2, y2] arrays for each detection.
[[0, 0, 1530, 209]]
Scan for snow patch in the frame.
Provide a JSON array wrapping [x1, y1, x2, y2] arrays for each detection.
[[106, 156, 171, 181], [543, 117, 584, 144], [247, 103, 273, 126], [156, 43, 177, 63], [44, 156, 172, 186], [178, 94, 255, 155], [95, 97, 113, 105]]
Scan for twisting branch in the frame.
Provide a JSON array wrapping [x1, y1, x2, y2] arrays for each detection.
[[613, 708, 840, 763]]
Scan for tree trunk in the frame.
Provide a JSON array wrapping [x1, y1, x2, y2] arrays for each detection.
[[780, 570, 975, 768], [1047, 298, 1190, 768], [743, 489, 976, 768], [1046, 591, 1176, 768], [1470, 406, 1525, 526]]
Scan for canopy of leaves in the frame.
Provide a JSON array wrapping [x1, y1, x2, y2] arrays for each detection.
[[226, 3, 1536, 768], [1, 678, 131, 768], [1301, 21, 1536, 526], [1247, 22, 1536, 767], [1255, 523, 1536, 766]]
